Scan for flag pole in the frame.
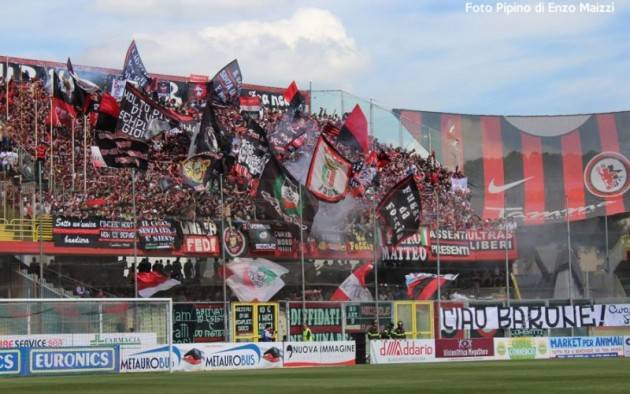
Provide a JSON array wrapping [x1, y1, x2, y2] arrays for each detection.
[[5, 56, 8, 120], [49, 73, 54, 193], [220, 174, 229, 341], [299, 184, 306, 325], [83, 115, 87, 194], [372, 202, 379, 325], [435, 190, 441, 303], [566, 195, 574, 337], [34, 91, 38, 147], [504, 213, 510, 307], [71, 119, 75, 191], [132, 168, 138, 298]]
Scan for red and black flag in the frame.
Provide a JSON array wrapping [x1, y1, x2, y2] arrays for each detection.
[[122, 40, 151, 88], [49, 70, 77, 126], [395, 109, 630, 225], [405, 273, 458, 300], [284, 81, 304, 115], [94, 91, 149, 170], [338, 104, 369, 155], [66, 57, 100, 113], [209, 59, 242, 105], [256, 154, 319, 236], [377, 175, 421, 246]]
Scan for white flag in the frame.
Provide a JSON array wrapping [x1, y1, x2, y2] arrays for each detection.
[[226, 258, 288, 302]]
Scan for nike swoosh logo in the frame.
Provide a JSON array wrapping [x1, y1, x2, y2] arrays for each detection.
[[488, 177, 533, 194]]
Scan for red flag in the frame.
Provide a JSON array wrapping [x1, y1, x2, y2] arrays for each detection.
[[339, 105, 368, 154], [137, 271, 181, 298]]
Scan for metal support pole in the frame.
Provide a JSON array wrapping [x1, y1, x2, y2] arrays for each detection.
[[49, 75, 53, 192], [436, 191, 441, 303], [566, 196, 574, 337], [504, 214, 510, 305], [71, 120, 75, 191], [168, 298, 173, 373], [38, 160, 43, 298], [34, 94, 38, 146], [220, 175, 229, 341], [372, 204, 380, 324], [4, 56, 8, 120], [83, 115, 87, 194], [299, 184, 306, 323], [605, 214, 610, 277], [132, 169, 138, 298]]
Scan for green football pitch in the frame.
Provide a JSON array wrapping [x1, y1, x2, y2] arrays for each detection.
[[2, 359, 630, 394]]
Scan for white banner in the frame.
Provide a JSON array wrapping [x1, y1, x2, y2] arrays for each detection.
[[440, 304, 630, 331], [0, 333, 157, 349], [494, 338, 550, 360], [369, 340, 435, 364], [173, 343, 283, 371], [283, 341, 355, 367], [549, 336, 623, 359]]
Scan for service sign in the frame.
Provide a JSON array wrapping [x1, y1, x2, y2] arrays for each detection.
[[549, 336, 623, 359], [494, 337, 549, 360], [369, 340, 435, 364], [0, 333, 157, 349]]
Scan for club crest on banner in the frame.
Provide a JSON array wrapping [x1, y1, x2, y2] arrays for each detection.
[[584, 151, 630, 198], [223, 227, 246, 258]]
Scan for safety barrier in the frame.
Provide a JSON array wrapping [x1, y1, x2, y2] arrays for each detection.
[[0, 217, 52, 241]]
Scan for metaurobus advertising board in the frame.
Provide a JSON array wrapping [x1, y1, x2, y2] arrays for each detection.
[[369, 340, 435, 364], [549, 336, 623, 358], [494, 338, 549, 360], [120, 345, 173, 373], [174, 343, 283, 371], [625, 337, 630, 357], [283, 341, 355, 367]]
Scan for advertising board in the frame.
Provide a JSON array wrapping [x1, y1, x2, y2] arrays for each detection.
[[283, 341, 355, 367], [435, 338, 495, 361], [29, 347, 119, 374], [494, 337, 549, 360], [369, 340, 435, 364], [549, 336, 623, 359]]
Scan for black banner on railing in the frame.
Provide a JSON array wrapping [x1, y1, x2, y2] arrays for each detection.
[[173, 303, 225, 343], [138, 219, 180, 250]]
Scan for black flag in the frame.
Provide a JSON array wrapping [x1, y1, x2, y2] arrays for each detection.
[[209, 59, 242, 105], [377, 176, 421, 246], [122, 40, 151, 88]]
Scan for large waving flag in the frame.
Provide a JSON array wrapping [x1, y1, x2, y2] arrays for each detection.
[[122, 40, 151, 88], [306, 136, 352, 202], [338, 104, 369, 155], [138, 271, 181, 298], [225, 258, 288, 302], [377, 175, 421, 246], [405, 273, 458, 300], [330, 263, 373, 301], [256, 155, 319, 235], [210, 59, 242, 105]]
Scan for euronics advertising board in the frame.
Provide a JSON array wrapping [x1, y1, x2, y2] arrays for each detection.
[[549, 336, 623, 358], [369, 340, 435, 364], [28, 347, 119, 374], [283, 341, 355, 367], [0, 349, 21, 375], [494, 337, 549, 360], [0, 333, 157, 349]]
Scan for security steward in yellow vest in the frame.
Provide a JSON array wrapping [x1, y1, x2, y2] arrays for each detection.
[[302, 324, 314, 341], [391, 321, 407, 340], [367, 320, 380, 340]]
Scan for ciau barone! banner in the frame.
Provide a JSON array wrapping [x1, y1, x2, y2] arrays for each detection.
[[440, 304, 630, 331]]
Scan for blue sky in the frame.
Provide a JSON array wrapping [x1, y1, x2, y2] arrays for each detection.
[[1, 0, 629, 115]]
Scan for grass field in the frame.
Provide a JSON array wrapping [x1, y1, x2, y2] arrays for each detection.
[[2, 359, 630, 393]]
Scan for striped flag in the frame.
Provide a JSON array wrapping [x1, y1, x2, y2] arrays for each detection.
[[405, 273, 458, 300], [330, 263, 373, 301], [395, 110, 630, 225]]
